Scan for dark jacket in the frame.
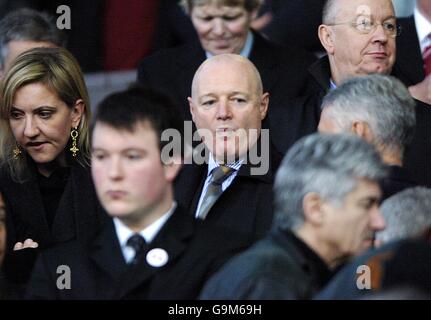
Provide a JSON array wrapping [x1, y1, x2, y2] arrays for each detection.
[[175, 143, 282, 240], [26, 207, 251, 299], [199, 227, 333, 299], [404, 100, 431, 188], [380, 165, 418, 201], [316, 238, 431, 300], [396, 16, 426, 86]]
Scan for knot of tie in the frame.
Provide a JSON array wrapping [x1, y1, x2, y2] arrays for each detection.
[[126, 234, 147, 264], [211, 165, 234, 185]]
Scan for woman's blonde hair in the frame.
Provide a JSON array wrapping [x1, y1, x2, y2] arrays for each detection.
[[0, 47, 91, 181], [180, 0, 262, 15]]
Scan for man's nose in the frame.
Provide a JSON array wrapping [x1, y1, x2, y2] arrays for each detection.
[[370, 206, 386, 232], [216, 99, 232, 120]]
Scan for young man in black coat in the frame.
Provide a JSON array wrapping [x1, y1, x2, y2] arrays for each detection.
[[26, 86, 250, 299]]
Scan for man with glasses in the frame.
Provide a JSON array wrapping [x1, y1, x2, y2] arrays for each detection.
[[313, 0, 400, 90], [297, 0, 431, 188]]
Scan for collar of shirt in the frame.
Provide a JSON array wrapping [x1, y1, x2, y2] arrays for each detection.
[[414, 6, 431, 53], [329, 79, 337, 91], [205, 30, 254, 59], [114, 201, 177, 263]]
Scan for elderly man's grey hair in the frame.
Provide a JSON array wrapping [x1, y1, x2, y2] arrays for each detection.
[[0, 8, 66, 70], [274, 133, 387, 231], [321, 74, 416, 157], [376, 187, 431, 244], [322, 0, 341, 24]]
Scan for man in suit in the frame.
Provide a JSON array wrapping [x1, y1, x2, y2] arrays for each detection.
[[26, 86, 250, 299], [175, 54, 281, 240], [397, 0, 431, 105], [318, 74, 418, 200], [137, 0, 317, 137], [200, 133, 387, 299]]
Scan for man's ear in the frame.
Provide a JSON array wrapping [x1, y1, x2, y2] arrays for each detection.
[[163, 155, 183, 182], [260, 92, 269, 120], [188, 97, 196, 122], [351, 121, 374, 143], [302, 192, 325, 227], [318, 24, 335, 55]]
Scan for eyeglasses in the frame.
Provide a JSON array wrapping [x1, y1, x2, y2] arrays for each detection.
[[327, 17, 402, 38]]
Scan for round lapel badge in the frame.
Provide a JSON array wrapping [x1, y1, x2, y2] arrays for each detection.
[[146, 248, 169, 268]]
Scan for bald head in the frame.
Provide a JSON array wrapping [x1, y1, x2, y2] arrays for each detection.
[[188, 53, 269, 162], [191, 54, 263, 99]]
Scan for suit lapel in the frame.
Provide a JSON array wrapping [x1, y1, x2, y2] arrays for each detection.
[[89, 220, 128, 283], [175, 162, 207, 216]]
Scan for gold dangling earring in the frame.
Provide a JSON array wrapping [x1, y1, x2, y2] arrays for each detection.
[[70, 126, 79, 157], [13, 144, 22, 160]]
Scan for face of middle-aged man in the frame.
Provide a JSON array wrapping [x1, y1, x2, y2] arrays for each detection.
[[190, 3, 255, 55], [91, 122, 180, 223], [320, 178, 384, 261], [189, 57, 268, 163], [322, 0, 396, 84]]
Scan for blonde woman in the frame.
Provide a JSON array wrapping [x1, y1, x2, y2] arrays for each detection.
[[0, 47, 103, 290]]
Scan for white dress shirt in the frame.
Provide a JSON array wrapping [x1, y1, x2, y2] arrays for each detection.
[[414, 6, 431, 54], [114, 202, 176, 263]]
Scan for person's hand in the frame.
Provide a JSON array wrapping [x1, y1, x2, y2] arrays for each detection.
[[409, 74, 431, 105], [13, 239, 39, 250]]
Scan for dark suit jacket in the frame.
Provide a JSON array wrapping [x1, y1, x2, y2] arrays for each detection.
[[137, 31, 317, 124], [0, 161, 105, 287], [199, 227, 333, 299], [175, 144, 282, 240], [380, 165, 418, 201], [26, 207, 251, 299], [404, 100, 431, 187], [396, 16, 425, 86], [316, 238, 431, 299]]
